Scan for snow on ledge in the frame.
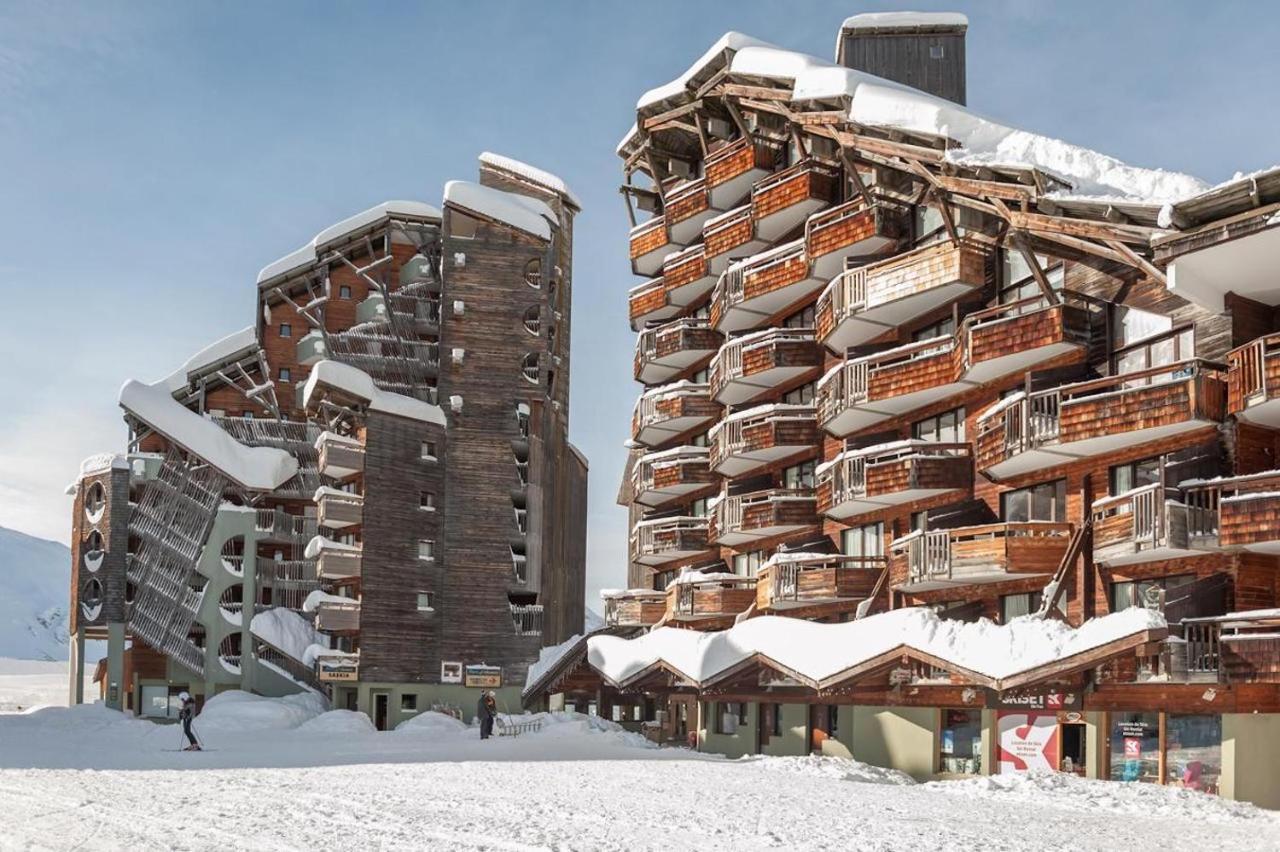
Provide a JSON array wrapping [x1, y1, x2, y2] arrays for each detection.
[[117, 380, 298, 492], [442, 180, 556, 240], [479, 152, 581, 209], [158, 327, 258, 394], [302, 360, 446, 426], [842, 12, 968, 31], [249, 607, 327, 663]]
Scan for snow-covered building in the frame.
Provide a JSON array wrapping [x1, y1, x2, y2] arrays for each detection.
[[67, 153, 588, 729], [566, 14, 1280, 808]]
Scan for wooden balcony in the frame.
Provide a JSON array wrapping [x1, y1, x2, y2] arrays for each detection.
[[711, 239, 822, 333], [634, 318, 723, 385], [313, 599, 360, 634], [816, 440, 972, 520], [803, 194, 908, 280], [661, 244, 715, 308], [703, 205, 767, 275], [628, 276, 681, 331], [1191, 471, 1280, 553], [629, 217, 682, 278], [311, 542, 362, 581], [602, 589, 667, 628], [1227, 333, 1280, 427], [891, 522, 1072, 593], [816, 238, 990, 353], [756, 554, 884, 613], [316, 432, 364, 480], [976, 359, 1227, 480], [632, 446, 716, 508], [750, 159, 841, 241], [1091, 484, 1218, 567], [705, 136, 780, 209], [709, 404, 818, 477], [818, 295, 1090, 437], [632, 516, 714, 567], [632, 382, 722, 447], [708, 328, 821, 405], [711, 488, 819, 547], [663, 177, 719, 244], [665, 574, 757, 626], [314, 487, 363, 530]]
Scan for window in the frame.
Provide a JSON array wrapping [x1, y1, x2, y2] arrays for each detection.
[[783, 382, 815, 405], [653, 568, 678, 591], [1000, 592, 1040, 622], [420, 441, 438, 461], [1114, 325, 1195, 378], [913, 317, 955, 342], [401, 694, 418, 711], [524, 258, 542, 289], [732, 550, 763, 577], [242, 411, 254, 420], [416, 592, 434, 612], [1165, 714, 1221, 793], [939, 709, 983, 774], [1109, 712, 1160, 784], [841, 523, 883, 558], [1000, 250, 1063, 304], [522, 305, 540, 335], [279, 323, 292, 338], [783, 460, 815, 490], [419, 491, 436, 511], [913, 407, 965, 443], [1110, 574, 1195, 612], [521, 352, 540, 384], [278, 368, 291, 383], [929, 44, 945, 59], [417, 539, 435, 562], [1001, 479, 1066, 523], [339, 285, 352, 299], [770, 703, 783, 737], [1110, 456, 1162, 496], [1114, 306, 1173, 348], [451, 211, 480, 239], [783, 304, 815, 329], [715, 701, 747, 734], [690, 431, 709, 448]]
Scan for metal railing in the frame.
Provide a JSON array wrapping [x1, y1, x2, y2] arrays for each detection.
[[633, 383, 711, 430], [510, 604, 544, 636]]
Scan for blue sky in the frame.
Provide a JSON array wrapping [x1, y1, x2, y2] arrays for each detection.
[[1, 1, 1277, 608]]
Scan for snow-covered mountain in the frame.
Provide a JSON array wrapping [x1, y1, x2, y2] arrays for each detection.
[[0, 526, 73, 661]]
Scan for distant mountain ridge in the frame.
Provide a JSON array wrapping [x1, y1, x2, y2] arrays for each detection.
[[0, 526, 73, 661]]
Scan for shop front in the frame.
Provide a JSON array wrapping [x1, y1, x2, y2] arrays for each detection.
[[1107, 711, 1222, 793]]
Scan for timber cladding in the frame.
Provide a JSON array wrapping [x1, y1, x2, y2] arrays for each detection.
[[651, 323, 722, 362], [664, 182, 711, 225], [663, 248, 709, 289], [629, 218, 668, 259], [866, 453, 972, 497], [705, 137, 777, 188], [1219, 495, 1280, 550], [966, 304, 1085, 365], [864, 239, 989, 307], [68, 467, 131, 633], [704, 210, 754, 259], [742, 338, 821, 379], [743, 253, 809, 299], [628, 277, 667, 322], [751, 162, 840, 220], [1057, 374, 1225, 444]]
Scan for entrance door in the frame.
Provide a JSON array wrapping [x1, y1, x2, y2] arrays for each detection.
[[810, 704, 835, 754], [1060, 723, 1087, 775], [372, 692, 390, 731]]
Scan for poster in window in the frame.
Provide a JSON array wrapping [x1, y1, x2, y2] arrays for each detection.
[[998, 712, 1060, 773], [440, 661, 463, 684]]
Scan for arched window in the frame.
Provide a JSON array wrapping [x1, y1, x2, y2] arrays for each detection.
[[521, 353, 540, 384], [522, 305, 540, 336], [84, 482, 106, 523], [83, 530, 105, 573], [523, 257, 542, 289]]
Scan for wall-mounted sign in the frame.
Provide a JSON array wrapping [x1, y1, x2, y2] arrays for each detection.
[[989, 689, 1081, 712], [441, 661, 463, 684], [998, 711, 1060, 773], [464, 664, 502, 688]]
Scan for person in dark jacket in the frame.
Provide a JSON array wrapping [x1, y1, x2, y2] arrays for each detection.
[[477, 690, 497, 740], [178, 691, 200, 751]]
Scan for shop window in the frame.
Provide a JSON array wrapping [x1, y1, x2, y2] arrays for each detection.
[[1166, 714, 1221, 794], [1110, 712, 1161, 784], [1001, 479, 1066, 523], [939, 708, 983, 774], [841, 523, 883, 559], [1110, 574, 1195, 612], [913, 407, 965, 443]]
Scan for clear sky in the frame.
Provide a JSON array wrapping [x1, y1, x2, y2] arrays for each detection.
[[1, 1, 1277, 612]]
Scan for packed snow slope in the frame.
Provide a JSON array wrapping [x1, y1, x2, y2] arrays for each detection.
[[0, 692, 1277, 850], [0, 526, 74, 661], [0, 658, 93, 712]]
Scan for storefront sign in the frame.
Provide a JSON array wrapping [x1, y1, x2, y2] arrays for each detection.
[[441, 661, 463, 684], [989, 689, 1082, 712], [464, 665, 502, 688], [998, 712, 1060, 773]]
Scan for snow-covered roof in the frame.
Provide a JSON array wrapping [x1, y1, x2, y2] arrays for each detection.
[[841, 12, 969, 31], [302, 360, 447, 426], [250, 607, 327, 663], [257, 200, 442, 285], [585, 607, 1165, 689], [303, 535, 361, 560], [442, 180, 557, 240], [117, 379, 299, 492], [159, 327, 259, 394], [637, 32, 771, 110], [479, 152, 581, 209], [78, 452, 128, 479]]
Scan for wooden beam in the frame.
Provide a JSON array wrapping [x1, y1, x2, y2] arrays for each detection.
[[1005, 208, 1158, 245], [832, 130, 947, 165], [719, 82, 793, 101], [723, 98, 751, 138], [840, 150, 871, 206], [1029, 229, 1130, 267], [1106, 239, 1168, 285], [930, 173, 1035, 203], [641, 99, 704, 132], [931, 189, 960, 245], [791, 110, 848, 126], [1009, 227, 1060, 305]]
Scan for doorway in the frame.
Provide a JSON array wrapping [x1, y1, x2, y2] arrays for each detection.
[[1061, 722, 1087, 775], [372, 692, 390, 731]]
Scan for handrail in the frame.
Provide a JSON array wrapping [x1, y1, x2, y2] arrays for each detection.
[[629, 216, 666, 238], [662, 242, 707, 269], [637, 317, 713, 360], [665, 175, 708, 206]]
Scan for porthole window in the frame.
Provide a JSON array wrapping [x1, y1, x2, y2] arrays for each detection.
[[81, 578, 105, 620], [84, 482, 106, 523], [521, 353, 540, 384], [523, 305, 541, 336], [83, 530, 105, 573], [524, 258, 542, 289]]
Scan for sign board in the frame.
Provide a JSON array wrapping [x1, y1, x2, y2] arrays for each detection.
[[441, 661, 463, 684], [464, 665, 502, 689], [998, 711, 1060, 774], [989, 689, 1082, 712], [318, 669, 358, 683]]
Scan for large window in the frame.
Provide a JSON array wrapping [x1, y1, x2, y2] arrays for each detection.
[[783, 460, 815, 490], [783, 304, 815, 329], [1115, 324, 1194, 377], [783, 382, 815, 405], [913, 407, 965, 443], [1110, 456, 1162, 496], [732, 550, 763, 577], [1001, 251, 1063, 305], [714, 701, 749, 734], [1166, 714, 1222, 794], [841, 523, 883, 558], [1001, 479, 1066, 523], [939, 709, 983, 774], [1110, 712, 1161, 784], [913, 317, 955, 342], [1110, 574, 1195, 612]]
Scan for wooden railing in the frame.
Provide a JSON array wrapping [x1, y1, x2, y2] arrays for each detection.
[[714, 488, 817, 536], [633, 382, 712, 430], [820, 441, 971, 503], [765, 555, 885, 604], [510, 604, 544, 636], [1183, 621, 1221, 674], [894, 522, 1073, 585], [751, 159, 840, 206], [710, 328, 815, 389], [710, 404, 817, 469]]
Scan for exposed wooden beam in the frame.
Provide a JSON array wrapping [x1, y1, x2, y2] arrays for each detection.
[[1005, 208, 1158, 245], [932, 173, 1035, 203], [641, 99, 704, 132], [1106, 239, 1168, 285], [1009, 228, 1060, 305], [719, 82, 793, 101], [839, 150, 871, 206]]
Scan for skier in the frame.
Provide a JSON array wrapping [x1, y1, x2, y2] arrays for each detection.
[[477, 690, 497, 740], [178, 691, 201, 751]]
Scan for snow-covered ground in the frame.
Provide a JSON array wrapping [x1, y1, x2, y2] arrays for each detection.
[[0, 687, 1276, 850], [0, 657, 92, 713]]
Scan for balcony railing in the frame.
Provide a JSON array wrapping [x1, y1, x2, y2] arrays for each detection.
[[702, 205, 766, 275], [631, 516, 713, 566], [663, 177, 718, 244], [1227, 333, 1280, 427], [708, 327, 820, 405], [1183, 470, 1280, 552], [751, 158, 841, 241], [602, 590, 667, 628], [315, 431, 364, 480], [314, 486, 364, 530], [976, 359, 1227, 480], [757, 553, 885, 613], [710, 238, 819, 333], [631, 381, 722, 447], [660, 243, 715, 307], [308, 539, 363, 581], [1091, 483, 1219, 566], [891, 522, 1073, 592], [510, 603, 544, 636], [711, 488, 819, 546], [634, 317, 722, 385], [313, 598, 360, 633], [705, 136, 781, 207], [816, 238, 990, 352], [632, 446, 716, 508], [818, 293, 1092, 437], [816, 440, 972, 520], [665, 574, 757, 623], [709, 403, 818, 477], [628, 276, 680, 331], [629, 216, 679, 278], [803, 193, 908, 279]]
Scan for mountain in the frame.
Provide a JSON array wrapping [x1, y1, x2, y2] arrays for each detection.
[[0, 526, 73, 660]]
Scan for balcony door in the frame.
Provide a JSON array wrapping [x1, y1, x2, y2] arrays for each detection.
[[1001, 480, 1066, 523]]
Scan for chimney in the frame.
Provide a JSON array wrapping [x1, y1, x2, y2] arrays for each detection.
[[835, 12, 968, 105]]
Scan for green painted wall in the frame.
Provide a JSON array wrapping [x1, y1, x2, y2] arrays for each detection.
[[761, 703, 809, 757], [850, 706, 939, 781], [698, 701, 758, 759], [1222, 713, 1280, 809], [350, 682, 526, 730]]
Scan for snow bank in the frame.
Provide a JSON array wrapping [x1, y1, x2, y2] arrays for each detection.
[[296, 709, 376, 736], [395, 710, 469, 736], [117, 379, 298, 491], [508, 711, 658, 750], [302, 359, 447, 425], [443, 180, 557, 240], [479, 152, 581, 209], [744, 754, 915, 786], [250, 607, 327, 662], [196, 690, 328, 734]]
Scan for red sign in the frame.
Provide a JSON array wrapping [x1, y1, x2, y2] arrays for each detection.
[[998, 711, 1060, 773], [1124, 737, 1142, 759]]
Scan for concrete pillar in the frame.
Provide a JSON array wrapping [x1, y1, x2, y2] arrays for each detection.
[[68, 627, 85, 705], [105, 622, 126, 711]]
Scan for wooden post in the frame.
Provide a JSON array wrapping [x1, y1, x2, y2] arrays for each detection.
[[1157, 711, 1167, 785]]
